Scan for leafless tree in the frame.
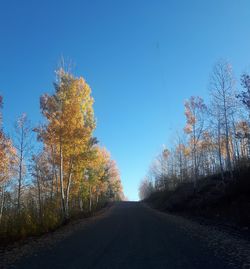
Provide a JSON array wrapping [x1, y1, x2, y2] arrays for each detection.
[[209, 60, 237, 177], [14, 113, 32, 212]]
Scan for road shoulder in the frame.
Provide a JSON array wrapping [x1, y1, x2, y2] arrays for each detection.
[[0, 203, 114, 269]]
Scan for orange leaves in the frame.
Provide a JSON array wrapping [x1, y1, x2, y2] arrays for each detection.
[[184, 124, 192, 134], [36, 68, 123, 210], [39, 70, 95, 157], [184, 96, 206, 131], [0, 98, 17, 186], [236, 121, 250, 138], [184, 96, 207, 141]]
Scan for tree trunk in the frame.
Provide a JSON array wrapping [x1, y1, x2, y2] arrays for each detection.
[[17, 126, 24, 212], [0, 186, 5, 225], [59, 138, 66, 220], [89, 185, 92, 212], [193, 124, 198, 189], [217, 118, 224, 181], [37, 170, 43, 225], [223, 96, 233, 178], [51, 145, 59, 197], [65, 162, 73, 219]]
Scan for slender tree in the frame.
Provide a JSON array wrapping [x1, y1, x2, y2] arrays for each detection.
[[209, 60, 236, 177], [0, 97, 17, 223], [14, 113, 32, 212], [184, 96, 207, 187]]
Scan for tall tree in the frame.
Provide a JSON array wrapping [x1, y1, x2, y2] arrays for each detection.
[[184, 96, 207, 187], [0, 97, 17, 223], [240, 73, 250, 113], [38, 69, 95, 220], [209, 60, 236, 176], [238, 73, 250, 156], [14, 113, 32, 212]]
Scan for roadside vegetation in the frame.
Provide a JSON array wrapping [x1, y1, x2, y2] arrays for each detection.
[[0, 67, 124, 246], [139, 60, 250, 227]]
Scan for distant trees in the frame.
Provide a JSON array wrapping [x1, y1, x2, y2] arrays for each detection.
[[139, 60, 250, 200], [0, 67, 124, 242], [139, 178, 154, 200]]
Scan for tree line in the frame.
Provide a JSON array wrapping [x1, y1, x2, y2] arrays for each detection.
[[0, 68, 124, 242], [139, 60, 250, 200]]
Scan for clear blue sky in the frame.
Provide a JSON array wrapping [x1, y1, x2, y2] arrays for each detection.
[[1, 0, 250, 200]]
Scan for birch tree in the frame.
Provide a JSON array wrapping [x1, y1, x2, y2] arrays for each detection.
[[38, 69, 95, 220]]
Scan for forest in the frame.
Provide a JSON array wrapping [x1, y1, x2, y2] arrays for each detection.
[[0, 68, 124, 245], [139, 60, 250, 226]]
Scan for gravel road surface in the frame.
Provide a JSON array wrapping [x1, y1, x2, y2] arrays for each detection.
[[3, 202, 250, 269]]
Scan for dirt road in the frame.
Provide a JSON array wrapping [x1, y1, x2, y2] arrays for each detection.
[[6, 202, 250, 268]]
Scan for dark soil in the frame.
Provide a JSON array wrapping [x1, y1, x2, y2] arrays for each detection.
[[146, 167, 250, 234]]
